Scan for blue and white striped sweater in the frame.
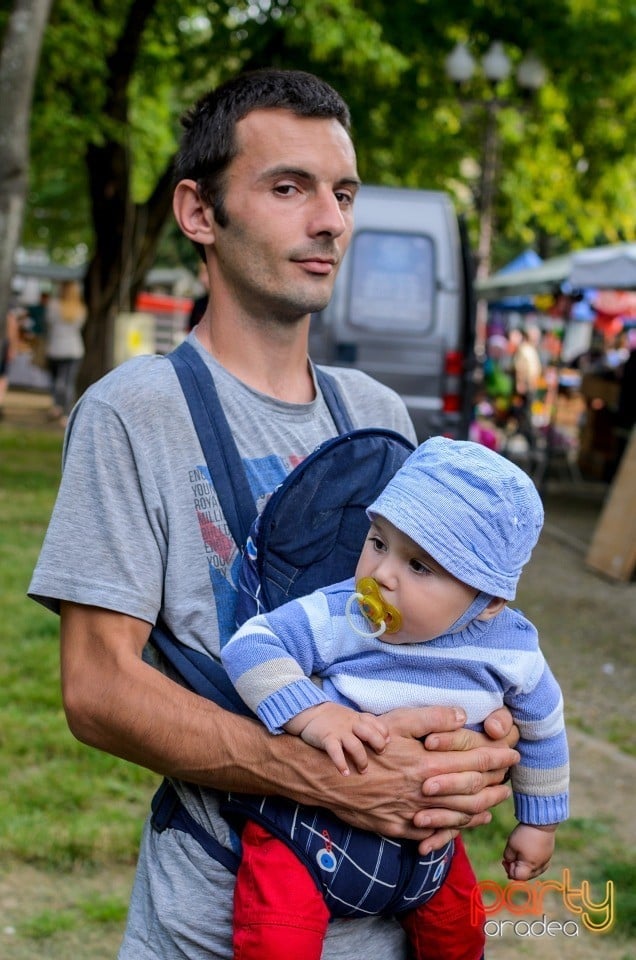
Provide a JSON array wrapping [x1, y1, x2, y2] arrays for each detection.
[[222, 578, 569, 826]]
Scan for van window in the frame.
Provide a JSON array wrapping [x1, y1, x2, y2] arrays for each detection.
[[348, 231, 435, 333]]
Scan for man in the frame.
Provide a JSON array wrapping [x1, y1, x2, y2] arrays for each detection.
[[29, 69, 518, 959]]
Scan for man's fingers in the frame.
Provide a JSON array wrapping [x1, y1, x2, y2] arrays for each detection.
[[425, 722, 520, 754], [382, 706, 465, 740], [417, 828, 460, 856], [414, 782, 512, 824], [421, 744, 519, 781], [482, 705, 515, 740], [424, 728, 479, 752]]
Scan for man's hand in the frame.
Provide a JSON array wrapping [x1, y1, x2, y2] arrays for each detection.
[[284, 705, 518, 856], [415, 704, 519, 844], [379, 705, 519, 853]]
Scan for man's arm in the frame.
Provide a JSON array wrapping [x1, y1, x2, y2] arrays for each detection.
[[61, 602, 517, 849]]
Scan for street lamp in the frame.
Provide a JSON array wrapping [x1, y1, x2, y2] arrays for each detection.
[[445, 41, 546, 351]]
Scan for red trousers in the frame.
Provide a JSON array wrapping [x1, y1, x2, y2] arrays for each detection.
[[233, 822, 486, 960]]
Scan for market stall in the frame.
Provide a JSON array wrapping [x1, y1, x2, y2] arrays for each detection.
[[478, 244, 636, 581]]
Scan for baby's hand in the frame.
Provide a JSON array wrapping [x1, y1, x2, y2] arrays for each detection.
[[502, 823, 557, 880], [285, 703, 390, 775]]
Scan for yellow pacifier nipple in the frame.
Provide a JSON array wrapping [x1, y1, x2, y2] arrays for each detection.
[[352, 577, 402, 637]]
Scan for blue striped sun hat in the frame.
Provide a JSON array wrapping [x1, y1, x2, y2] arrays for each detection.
[[367, 437, 544, 600]]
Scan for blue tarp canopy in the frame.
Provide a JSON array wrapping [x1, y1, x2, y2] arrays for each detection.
[[487, 249, 543, 312], [477, 243, 636, 300]]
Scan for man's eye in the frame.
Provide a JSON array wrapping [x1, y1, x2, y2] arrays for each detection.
[[274, 183, 298, 196], [335, 190, 354, 206]]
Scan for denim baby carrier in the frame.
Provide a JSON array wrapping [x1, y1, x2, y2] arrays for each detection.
[[150, 340, 453, 915]]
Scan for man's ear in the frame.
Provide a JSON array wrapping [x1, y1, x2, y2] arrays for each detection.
[[477, 597, 507, 621], [173, 179, 216, 247]]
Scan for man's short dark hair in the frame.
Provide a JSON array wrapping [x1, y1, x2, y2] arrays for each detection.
[[175, 68, 351, 228]]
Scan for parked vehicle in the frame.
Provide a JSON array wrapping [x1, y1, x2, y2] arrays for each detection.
[[309, 184, 476, 440]]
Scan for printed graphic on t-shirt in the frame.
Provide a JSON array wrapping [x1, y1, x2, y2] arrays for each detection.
[[188, 466, 236, 568], [189, 452, 306, 647]]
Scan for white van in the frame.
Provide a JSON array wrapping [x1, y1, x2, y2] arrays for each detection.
[[310, 184, 476, 441]]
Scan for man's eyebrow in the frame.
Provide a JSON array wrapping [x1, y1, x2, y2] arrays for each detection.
[[257, 165, 362, 189], [337, 176, 363, 191], [258, 165, 312, 182]]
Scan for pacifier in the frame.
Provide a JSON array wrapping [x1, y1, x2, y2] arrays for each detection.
[[345, 577, 402, 638]]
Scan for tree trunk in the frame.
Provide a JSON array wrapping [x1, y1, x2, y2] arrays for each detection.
[[76, 0, 166, 391], [80, 151, 174, 390], [0, 0, 53, 339]]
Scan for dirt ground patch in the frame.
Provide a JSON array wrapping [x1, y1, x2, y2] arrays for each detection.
[[0, 863, 135, 960]]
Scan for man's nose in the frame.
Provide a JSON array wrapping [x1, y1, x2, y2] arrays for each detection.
[[307, 188, 347, 238]]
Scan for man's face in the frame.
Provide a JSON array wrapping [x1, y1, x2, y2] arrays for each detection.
[[209, 108, 360, 324]]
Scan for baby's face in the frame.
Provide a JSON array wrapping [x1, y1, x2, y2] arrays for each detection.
[[355, 519, 478, 645]]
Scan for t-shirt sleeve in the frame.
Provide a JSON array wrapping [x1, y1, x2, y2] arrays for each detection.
[[28, 394, 166, 624]]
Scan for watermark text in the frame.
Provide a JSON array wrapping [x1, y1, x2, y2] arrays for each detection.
[[470, 869, 614, 934]]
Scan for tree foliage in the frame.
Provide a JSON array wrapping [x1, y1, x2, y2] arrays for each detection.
[[14, 0, 636, 383]]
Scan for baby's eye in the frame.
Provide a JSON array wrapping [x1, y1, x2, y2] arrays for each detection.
[[409, 558, 432, 575], [369, 535, 387, 553]]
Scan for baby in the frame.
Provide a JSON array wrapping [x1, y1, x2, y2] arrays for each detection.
[[222, 437, 569, 960]]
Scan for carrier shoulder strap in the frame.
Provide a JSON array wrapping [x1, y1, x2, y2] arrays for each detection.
[[167, 339, 354, 550], [151, 620, 253, 716], [167, 340, 255, 549]]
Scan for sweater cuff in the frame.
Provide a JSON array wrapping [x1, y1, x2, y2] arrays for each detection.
[[514, 791, 569, 825], [257, 680, 328, 733]]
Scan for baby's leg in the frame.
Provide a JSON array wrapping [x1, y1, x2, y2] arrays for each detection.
[[398, 836, 485, 960], [233, 820, 330, 960]]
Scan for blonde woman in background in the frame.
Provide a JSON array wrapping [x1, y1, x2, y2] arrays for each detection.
[[46, 280, 86, 426]]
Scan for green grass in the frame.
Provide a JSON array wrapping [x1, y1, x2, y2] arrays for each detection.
[[0, 425, 157, 874], [598, 859, 636, 939], [19, 894, 128, 940]]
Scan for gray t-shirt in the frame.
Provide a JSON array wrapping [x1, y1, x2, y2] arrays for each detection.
[[29, 332, 417, 958]]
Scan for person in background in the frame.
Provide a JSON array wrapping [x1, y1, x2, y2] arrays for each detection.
[[482, 333, 513, 429], [45, 280, 86, 426], [29, 69, 518, 960], [510, 327, 542, 448]]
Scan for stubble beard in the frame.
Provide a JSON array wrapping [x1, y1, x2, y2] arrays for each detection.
[[256, 285, 333, 329], [217, 217, 342, 326]]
